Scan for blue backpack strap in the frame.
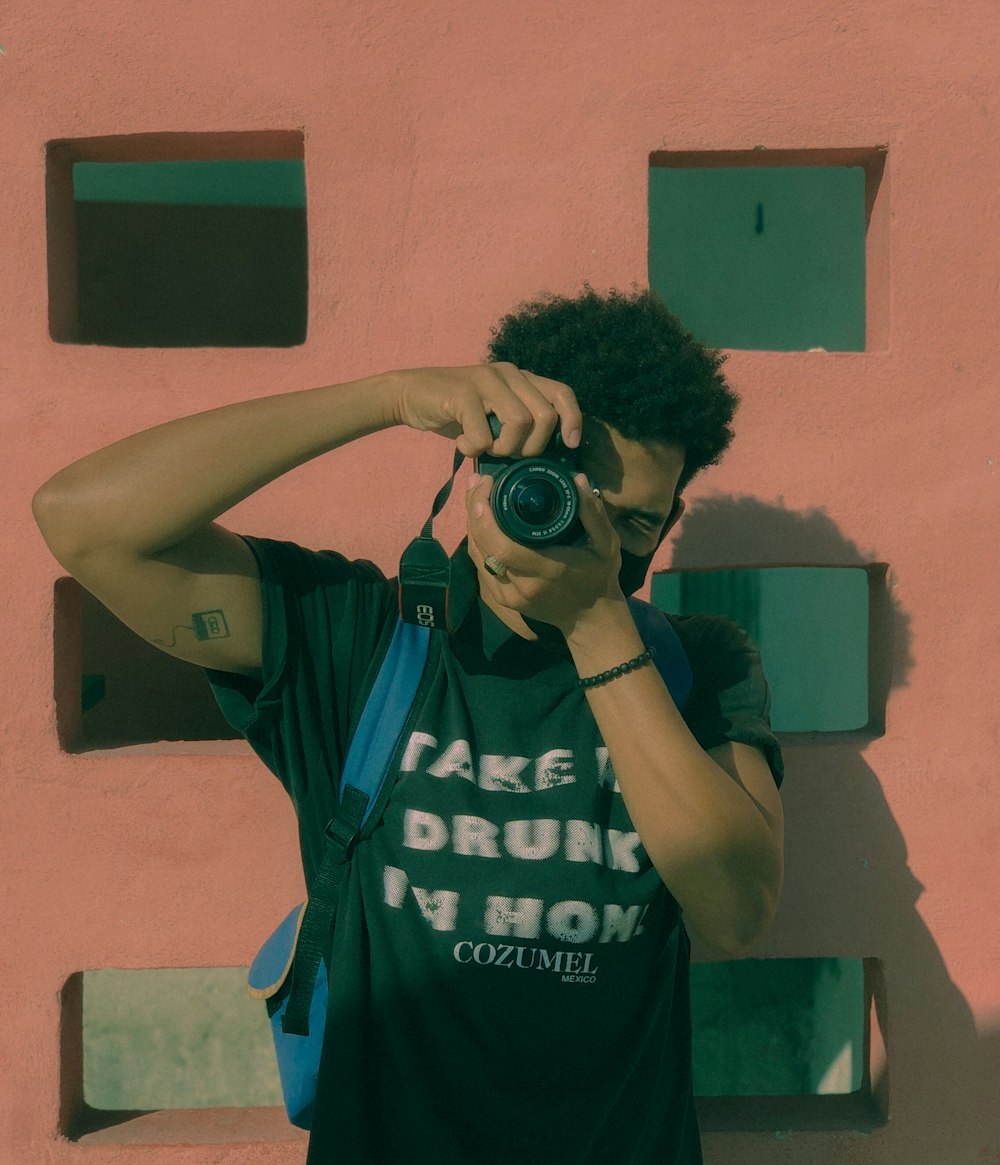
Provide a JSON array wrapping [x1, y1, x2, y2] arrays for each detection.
[[338, 619, 433, 826], [277, 617, 430, 1038], [627, 597, 693, 710]]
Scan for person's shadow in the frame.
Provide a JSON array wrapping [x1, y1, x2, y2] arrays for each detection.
[[662, 495, 999, 1163]]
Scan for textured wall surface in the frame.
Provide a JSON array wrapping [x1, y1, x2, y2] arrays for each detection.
[[4, 1, 999, 1162]]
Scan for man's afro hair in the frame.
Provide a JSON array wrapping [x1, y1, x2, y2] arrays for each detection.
[[486, 286, 738, 492]]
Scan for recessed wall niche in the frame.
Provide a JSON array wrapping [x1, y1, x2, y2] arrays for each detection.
[[53, 578, 240, 751], [65, 956, 881, 1141], [692, 957, 865, 1098], [649, 147, 887, 352], [46, 131, 307, 347], [652, 565, 884, 734]]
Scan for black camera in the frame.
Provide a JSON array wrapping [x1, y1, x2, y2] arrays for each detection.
[[474, 415, 585, 546]]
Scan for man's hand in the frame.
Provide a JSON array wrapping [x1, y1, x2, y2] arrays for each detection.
[[465, 469, 627, 636], [391, 363, 582, 459]]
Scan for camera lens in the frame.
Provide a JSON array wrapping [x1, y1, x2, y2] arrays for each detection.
[[510, 479, 562, 525], [490, 461, 580, 546]]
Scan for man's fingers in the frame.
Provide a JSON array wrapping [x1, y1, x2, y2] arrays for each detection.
[[465, 473, 533, 573], [574, 474, 619, 558], [453, 404, 496, 458], [398, 363, 580, 460], [488, 364, 582, 456], [523, 372, 583, 450], [465, 472, 506, 553]]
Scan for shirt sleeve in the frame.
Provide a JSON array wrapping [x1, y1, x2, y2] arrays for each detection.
[[204, 536, 398, 810], [671, 614, 784, 788]]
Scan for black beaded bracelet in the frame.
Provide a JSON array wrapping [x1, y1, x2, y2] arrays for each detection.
[[577, 646, 656, 689]]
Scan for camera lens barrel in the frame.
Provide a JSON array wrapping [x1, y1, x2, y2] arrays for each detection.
[[491, 460, 579, 545], [474, 414, 584, 547]]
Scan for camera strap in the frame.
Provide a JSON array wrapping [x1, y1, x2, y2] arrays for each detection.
[[398, 448, 465, 633]]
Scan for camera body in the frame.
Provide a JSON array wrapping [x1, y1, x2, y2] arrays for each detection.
[[474, 415, 585, 546]]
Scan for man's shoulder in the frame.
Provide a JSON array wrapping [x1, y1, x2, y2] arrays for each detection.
[[662, 611, 764, 692], [242, 534, 392, 592], [242, 534, 399, 681], [663, 610, 753, 654]]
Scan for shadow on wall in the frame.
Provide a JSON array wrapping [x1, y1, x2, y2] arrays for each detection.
[[668, 495, 1000, 1163]]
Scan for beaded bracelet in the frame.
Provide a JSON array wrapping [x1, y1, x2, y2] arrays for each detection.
[[577, 646, 656, 689]]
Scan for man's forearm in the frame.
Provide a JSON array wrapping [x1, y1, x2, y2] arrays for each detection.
[[566, 600, 783, 955], [33, 373, 401, 562]]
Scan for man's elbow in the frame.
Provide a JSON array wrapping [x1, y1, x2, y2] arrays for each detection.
[[33, 481, 78, 564], [679, 851, 783, 957], [698, 887, 780, 957]]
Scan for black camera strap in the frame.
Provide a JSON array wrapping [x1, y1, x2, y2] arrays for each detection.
[[398, 447, 465, 633]]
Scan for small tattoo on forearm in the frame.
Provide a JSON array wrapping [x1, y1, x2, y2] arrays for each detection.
[[154, 609, 231, 648]]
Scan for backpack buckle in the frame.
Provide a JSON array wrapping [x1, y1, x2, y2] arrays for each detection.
[[324, 785, 369, 857]]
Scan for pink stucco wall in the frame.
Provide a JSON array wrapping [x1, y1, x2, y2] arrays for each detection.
[[5, 1, 999, 1162]]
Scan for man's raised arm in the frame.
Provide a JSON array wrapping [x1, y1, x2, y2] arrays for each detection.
[[32, 366, 581, 676]]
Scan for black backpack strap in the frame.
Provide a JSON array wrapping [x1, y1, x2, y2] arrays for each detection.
[[280, 787, 368, 1035]]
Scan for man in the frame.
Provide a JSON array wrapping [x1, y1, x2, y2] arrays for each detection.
[[34, 286, 783, 1163]]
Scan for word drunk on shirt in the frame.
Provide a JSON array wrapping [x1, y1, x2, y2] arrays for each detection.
[[400, 810, 644, 870]]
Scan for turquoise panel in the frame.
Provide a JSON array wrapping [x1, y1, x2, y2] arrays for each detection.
[[649, 166, 866, 351], [652, 566, 870, 732], [71, 162, 308, 346], [73, 159, 307, 207], [691, 957, 866, 1096], [83, 968, 282, 1109]]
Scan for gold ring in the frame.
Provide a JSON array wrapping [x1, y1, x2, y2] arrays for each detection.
[[483, 554, 509, 580]]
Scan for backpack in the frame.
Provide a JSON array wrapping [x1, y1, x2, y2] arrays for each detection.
[[247, 599, 692, 1130]]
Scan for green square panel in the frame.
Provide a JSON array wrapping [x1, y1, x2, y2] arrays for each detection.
[[649, 166, 866, 351], [55, 581, 240, 751], [652, 566, 870, 732], [692, 958, 866, 1096], [72, 159, 308, 347], [83, 968, 281, 1109]]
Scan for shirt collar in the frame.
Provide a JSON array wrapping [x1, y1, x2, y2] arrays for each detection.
[[449, 541, 570, 665]]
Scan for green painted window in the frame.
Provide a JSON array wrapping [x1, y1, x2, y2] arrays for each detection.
[[82, 968, 281, 1110], [54, 579, 239, 750], [692, 958, 866, 1096], [73, 160, 307, 208], [70, 158, 307, 346], [649, 164, 867, 351], [652, 566, 871, 732]]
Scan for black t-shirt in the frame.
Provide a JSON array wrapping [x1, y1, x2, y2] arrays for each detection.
[[208, 537, 783, 1165]]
